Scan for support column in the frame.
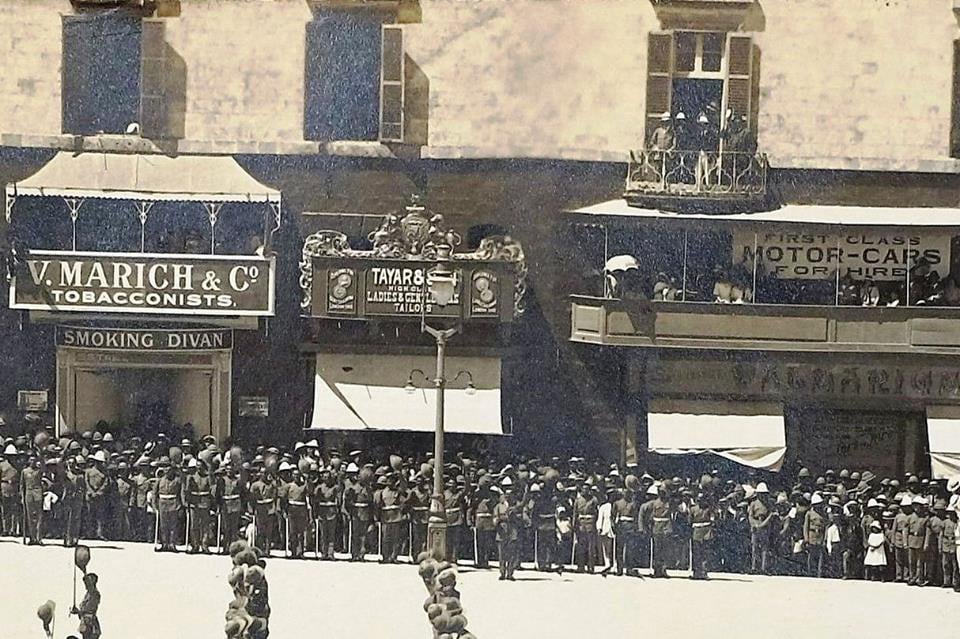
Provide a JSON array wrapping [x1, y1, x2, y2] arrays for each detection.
[[623, 355, 648, 468]]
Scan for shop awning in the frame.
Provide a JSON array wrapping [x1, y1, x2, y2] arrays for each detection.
[[570, 199, 960, 227], [309, 352, 504, 434], [6, 152, 281, 203], [648, 400, 786, 471], [925, 407, 960, 479]]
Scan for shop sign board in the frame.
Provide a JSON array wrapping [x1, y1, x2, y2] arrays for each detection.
[[56, 326, 233, 351], [733, 230, 951, 281], [311, 258, 513, 322], [652, 359, 960, 402], [10, 251, 275, 316]]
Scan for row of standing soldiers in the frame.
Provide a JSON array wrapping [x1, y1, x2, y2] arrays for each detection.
[[5, 445, 960, 588]]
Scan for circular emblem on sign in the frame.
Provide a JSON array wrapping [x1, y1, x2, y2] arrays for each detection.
[[328, 270, 355, 307], [473, 273, 497, 307]]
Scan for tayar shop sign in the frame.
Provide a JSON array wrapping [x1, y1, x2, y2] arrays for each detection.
[[733, 230, 950, 280], [10, 251, 275, 316]]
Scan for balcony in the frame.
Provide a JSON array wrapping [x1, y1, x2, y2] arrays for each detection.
[[570, 295, 960, 355], [624, 149, 769, 213]]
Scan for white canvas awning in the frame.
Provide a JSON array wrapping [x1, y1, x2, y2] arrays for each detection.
[[925, 407, 960, 479], [6, 152, 280, 203], [309, 352, 504, 434], [648, 400, 786, 471], [570, 199, 960, 227]]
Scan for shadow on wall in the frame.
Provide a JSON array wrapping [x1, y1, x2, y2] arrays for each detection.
[[400, 52, 430, 147], [140, 20, 187, 151]]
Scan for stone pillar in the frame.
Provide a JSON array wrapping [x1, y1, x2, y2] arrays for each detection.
[[624, 355, 648, 468]]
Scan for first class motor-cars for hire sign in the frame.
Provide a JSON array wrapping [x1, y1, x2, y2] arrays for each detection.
[[299, 197, 527, 322]]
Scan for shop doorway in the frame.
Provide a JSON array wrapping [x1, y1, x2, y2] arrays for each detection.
[[57, 347, 232, 441], [73, 368, 214, 440]]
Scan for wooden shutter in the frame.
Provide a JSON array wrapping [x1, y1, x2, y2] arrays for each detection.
[[645, 32, 673, 145], [379, 24, 404, 142], [139, 19, 167, 139], [724, 34, 753, 129]]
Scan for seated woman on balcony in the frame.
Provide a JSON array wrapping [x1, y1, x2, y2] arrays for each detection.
[[943, 275, 960, 305], [860, 279, 881, 307], [713, 266, 752, 304], [652, 272, 679, 301], [838, 273, 861, 305], [909, 258, 945, 306]]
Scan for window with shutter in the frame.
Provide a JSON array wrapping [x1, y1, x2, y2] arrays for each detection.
[[139, 19, 167, 139], [304, 10, 385, 141], [61, 13, 142, 135], [645, 32, 673, 145], [379, 24, 404, 142], [724, 34, 753, 127]]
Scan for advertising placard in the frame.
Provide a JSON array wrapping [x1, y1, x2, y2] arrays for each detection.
[[733, 230, 951, 281], [10, 251, 275, 316], [56, 326, 233, 351], [17, 390, 49, 412], [310, 258, 513, 322]]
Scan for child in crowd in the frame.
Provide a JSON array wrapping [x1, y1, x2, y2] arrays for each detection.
[[864, 521, 887, 581]]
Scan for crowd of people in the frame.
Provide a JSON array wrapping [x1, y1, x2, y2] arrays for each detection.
[[2, 425, 960, 590], [605, 256, 960, 309]]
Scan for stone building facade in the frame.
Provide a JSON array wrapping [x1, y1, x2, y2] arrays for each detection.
[[1, 0, 959, 470]]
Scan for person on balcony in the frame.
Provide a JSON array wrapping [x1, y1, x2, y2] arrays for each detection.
[[722, 112, 757, 156], [645, 112, 676, 184], [652, 271, 679, 301], [694, 112, 720, 191], [943, 275, 960, 306], [648, 112, 677, 153], [674, 112, 695, 184], [909, 257, 944, 306], [860, 279, 881, 307], [838, 273, 861, 305]]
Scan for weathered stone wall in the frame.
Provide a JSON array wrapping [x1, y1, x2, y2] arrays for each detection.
[[0, 0, 957, 170]]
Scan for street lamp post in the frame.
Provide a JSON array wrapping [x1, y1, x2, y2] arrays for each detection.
[[424, 323, 458, 560], [418, 247, 462, 560]]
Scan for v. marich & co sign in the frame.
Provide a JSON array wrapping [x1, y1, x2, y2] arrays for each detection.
[[10, 251, 275, 316]]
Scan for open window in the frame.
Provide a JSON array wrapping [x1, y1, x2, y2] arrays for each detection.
[[62, 13, 143, 135], [62, 14, 181, 139], [304, 9, 388, 141], [643, 30, 755, 146]]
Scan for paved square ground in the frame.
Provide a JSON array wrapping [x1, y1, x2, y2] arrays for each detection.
[[1, 539, 957, 638]]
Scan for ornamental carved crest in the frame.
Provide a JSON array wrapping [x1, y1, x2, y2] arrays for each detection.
[[369, 196, 461, 260]]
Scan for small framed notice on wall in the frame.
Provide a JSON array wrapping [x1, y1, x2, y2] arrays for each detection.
[[238, 396, 269, 418], [17, 390, 48, 412]]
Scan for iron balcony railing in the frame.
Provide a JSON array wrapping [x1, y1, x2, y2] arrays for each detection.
[[626, 149, 768, 200]]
